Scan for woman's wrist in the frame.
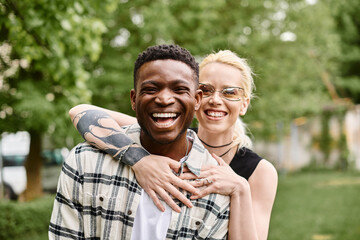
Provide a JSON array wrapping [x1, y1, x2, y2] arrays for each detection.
[[231, 176, 251, 197]]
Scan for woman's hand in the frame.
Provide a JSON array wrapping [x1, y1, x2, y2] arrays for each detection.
[[180, 153, 249, 199], [132, 155, 199, 213]]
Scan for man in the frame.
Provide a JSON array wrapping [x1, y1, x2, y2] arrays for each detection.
[[49, 44, 230, 239]]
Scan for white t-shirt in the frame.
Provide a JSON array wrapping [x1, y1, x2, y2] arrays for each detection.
[[130, 189, 172, 240], [131, 155, 189, 240]]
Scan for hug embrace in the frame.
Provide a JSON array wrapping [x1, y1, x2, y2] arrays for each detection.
[[49, 44, 277, 240]]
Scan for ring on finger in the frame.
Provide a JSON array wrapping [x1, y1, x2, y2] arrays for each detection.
[[204, 178, 213, 185]]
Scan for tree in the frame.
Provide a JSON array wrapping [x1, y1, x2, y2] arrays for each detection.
[[332, 0, 360, 104], [91, 0, 340, 138], [0, 0, 117, 200]]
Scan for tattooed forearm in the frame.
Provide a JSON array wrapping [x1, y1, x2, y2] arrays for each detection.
[[75, 109, 149, 166]]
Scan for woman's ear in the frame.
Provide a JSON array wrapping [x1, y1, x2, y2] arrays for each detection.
[[239, 97, 250, 116]]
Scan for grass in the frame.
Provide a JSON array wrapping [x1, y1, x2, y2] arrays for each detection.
[[1, 170, 359, 239], [268, 170, 360, 240]]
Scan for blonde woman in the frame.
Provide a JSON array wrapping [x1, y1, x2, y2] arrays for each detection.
[[70, 50, 277, 239]]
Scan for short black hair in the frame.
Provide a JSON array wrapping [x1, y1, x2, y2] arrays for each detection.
[[133, 44, 199, 89]]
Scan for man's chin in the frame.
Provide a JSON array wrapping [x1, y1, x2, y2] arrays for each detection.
[[149, 135, 180, 145], [140, 127, 187, 145]]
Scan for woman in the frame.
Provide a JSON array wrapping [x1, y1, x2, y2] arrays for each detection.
[[69, 50, 277, 239]]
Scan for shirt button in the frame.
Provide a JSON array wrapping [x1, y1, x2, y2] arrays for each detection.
[[99, 197, 104, 201], [127, 210, 132, 215], [195, 221, 201, 226]]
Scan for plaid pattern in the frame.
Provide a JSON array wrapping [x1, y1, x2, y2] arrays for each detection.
[[49, 124, 230, 240]]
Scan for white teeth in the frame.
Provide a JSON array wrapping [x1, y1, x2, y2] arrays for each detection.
[[157, 121, 174, 127], [207, 111, 225, 117], [152, 113, 177, 118]]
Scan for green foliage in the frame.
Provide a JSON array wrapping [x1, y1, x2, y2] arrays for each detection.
[[331, 0, 360, 103], [0, 0, 117, 146], [319, 110, 332, 162], [244, 0, 340, 137], [0, 195, 54, 240], [0, 0, 119, 200], [1, 0, 357, 143], [309, 104, 349, 168], [87, 0, 342, 139]]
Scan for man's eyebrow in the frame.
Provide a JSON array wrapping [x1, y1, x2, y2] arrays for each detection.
[[140, 80, 158, 87], [172, 79, 192, 85]]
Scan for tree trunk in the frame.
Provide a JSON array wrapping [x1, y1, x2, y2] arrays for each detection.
[[23, 131, 43, 201]]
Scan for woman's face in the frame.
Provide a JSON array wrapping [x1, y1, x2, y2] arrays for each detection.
[[196, 62, 249, 134]]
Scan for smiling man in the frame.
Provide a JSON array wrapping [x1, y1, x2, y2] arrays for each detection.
[[132, 58, 198, 157], [49, 45, 230, 240]]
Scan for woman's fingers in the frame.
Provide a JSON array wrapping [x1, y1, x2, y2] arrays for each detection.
[[211, 153, 227, 166], [179, 172, 198, 180], [132, 155, 199, 212], [131, 153, 235, 212], [190, 185, 215, 199], [146, 188, 166, 212], [162, 183, 193, 210], [171, 175, 199, 196], [168, 160, 181, 173], [157, 187, 183, 213], [180, 169, 214, 180], [144, 179, 196, 212], [188, 179, 203, 187]]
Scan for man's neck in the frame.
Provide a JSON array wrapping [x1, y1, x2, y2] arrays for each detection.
[[139, 131, 190, 161]]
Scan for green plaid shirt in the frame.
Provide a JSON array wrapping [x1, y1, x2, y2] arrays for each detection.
[[49, 124, 229, 240]]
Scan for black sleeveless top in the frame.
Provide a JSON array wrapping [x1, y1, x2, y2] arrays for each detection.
[[191, 128, 262, 180], [229, 147, 262, 180]]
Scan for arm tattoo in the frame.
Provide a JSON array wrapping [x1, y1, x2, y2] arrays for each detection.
[[74, 109, 149, 166]]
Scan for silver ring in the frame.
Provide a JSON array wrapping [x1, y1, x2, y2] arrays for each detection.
[[204, 178, 213, 185]]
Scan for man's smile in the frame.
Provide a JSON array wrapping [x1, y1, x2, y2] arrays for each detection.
[[151, 112, 180, 127]]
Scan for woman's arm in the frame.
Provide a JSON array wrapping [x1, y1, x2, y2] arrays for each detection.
[[69, 104, 137, 127], [181, 154, 277, 240], [69, 104, 199, 212], [247, 160, 278, 239]]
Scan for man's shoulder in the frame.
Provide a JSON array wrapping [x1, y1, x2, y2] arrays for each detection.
[[67, 142, 107, 159], [65, 142, 120, 169], [121, 123, 141, 134], [121, 123, 142, 145]]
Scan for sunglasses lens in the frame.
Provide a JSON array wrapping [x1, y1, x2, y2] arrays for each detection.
[[222, 87, 243, 100], [199, 84, 243, 100], [199, 84, 214, 97]]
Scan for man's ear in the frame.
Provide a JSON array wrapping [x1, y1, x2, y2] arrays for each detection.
[[239, 97, 250, 116], [130, 89, 136, 111], [194, 89, 203, 111]]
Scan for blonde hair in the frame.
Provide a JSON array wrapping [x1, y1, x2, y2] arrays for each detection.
[[200, 50, 255, 149]]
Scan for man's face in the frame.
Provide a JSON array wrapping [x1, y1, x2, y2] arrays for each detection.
[[131, 59, 201, 145]]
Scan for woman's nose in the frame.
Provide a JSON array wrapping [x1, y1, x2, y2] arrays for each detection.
[[209, 91, 222, 105]]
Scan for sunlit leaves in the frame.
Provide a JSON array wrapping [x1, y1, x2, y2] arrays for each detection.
[[0, 0, 118, 146]]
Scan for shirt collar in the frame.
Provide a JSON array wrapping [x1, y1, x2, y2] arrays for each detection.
[[182, 129, 207, 177], [126, 124, 208, 177]]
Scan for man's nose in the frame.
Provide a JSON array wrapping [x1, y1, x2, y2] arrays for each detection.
[[155, 89, 175, 106]]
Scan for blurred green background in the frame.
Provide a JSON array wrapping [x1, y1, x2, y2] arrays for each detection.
[[0, 0, 359, 239]]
